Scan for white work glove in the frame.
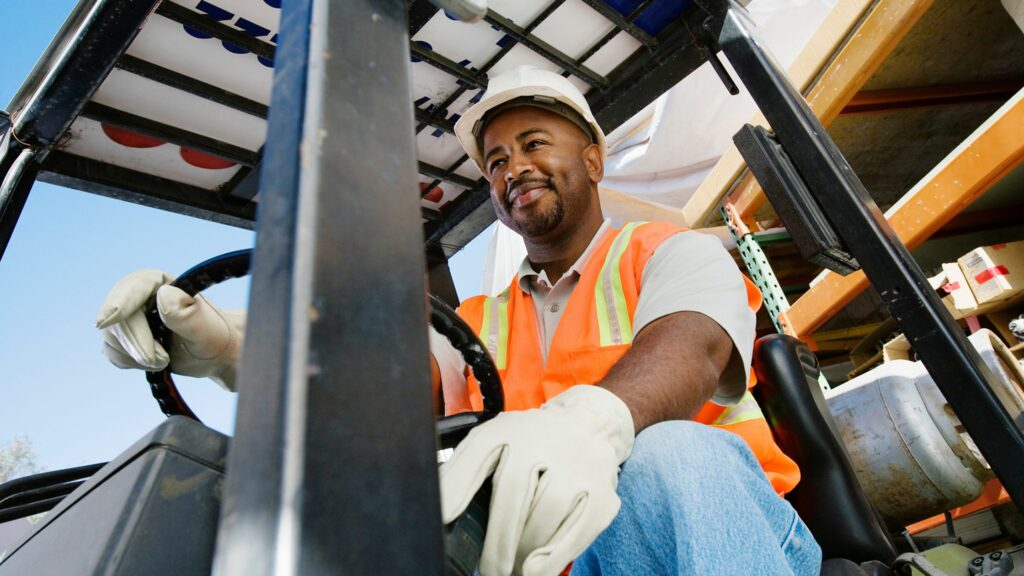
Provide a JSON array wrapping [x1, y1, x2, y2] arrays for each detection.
[[440, 385, 634, 576], [95, 269, 245, 391]]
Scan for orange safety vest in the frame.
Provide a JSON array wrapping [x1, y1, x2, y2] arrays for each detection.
[[453, 221, 800, 495]]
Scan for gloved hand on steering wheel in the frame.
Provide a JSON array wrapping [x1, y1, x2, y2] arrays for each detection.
[[440, 385, 635, 576], [95, 269, 245, 391]]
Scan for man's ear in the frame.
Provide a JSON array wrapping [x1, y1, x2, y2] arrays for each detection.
[[582, 143, 603, 184]]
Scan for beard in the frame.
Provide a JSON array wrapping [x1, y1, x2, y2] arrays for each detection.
[[514, 193, 564, 238], [493, 176, 564, 239]]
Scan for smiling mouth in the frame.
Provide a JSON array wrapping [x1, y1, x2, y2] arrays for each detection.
[[507, 182, 551, 209], [510, 187, 548, 208]]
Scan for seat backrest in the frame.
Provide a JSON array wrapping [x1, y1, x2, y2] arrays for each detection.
[[751, 334, 897, 565]]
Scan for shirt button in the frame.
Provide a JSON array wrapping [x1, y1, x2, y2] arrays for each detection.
[[549, 304, 560, 313]]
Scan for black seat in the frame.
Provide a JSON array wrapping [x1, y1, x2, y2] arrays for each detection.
[[751, 334, 897, 566]]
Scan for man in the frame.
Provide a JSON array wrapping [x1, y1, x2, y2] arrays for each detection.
[[98, 66, 820, 575]]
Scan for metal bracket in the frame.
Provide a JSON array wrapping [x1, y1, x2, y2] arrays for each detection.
[[968, 549, 1015, 576], [733, 124, 859, 275], [698, 16, 739, 95]]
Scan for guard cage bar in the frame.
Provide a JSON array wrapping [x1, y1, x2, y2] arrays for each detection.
[[0, 0, 725, 262]]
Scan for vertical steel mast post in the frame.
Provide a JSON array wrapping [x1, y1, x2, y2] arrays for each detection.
[[709, 2, 1024, 509], [212, 0, 445, 574]]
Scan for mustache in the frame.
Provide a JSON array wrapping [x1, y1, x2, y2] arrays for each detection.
[[507, 176, 554, 197]]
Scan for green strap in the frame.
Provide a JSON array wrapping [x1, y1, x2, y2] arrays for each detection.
[[712, 391, 765, 426], [595, 222, 645, 346], [721, 207, 831, 393]]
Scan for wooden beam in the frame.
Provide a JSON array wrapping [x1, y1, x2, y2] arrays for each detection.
[[841, 79, 1024, 115], [782, 89, 1024, 338], [682, 0, 934, 227], [813, 322, 884, 342], [931, 203, 1024, 239]]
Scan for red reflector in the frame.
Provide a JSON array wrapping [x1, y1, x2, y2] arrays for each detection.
[[101, 123, 165, 149], [180, 148, 236, 170]]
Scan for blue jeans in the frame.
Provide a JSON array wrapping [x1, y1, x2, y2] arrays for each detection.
[[571, 421, 822, 576]]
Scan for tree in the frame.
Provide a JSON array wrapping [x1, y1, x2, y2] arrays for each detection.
[[0, 435, 41, 483]]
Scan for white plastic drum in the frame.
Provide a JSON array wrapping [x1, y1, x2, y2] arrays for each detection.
[[826, 329, 1024, 526]]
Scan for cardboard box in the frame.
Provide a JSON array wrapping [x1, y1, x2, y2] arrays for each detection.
[[929, 263, 979, 319], [882, 333, 912, 362], [940, 262, 979, 313], [958, 241, 1024, 306]]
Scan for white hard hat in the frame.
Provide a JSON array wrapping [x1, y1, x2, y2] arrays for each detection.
[[454, 66, 606, 173]]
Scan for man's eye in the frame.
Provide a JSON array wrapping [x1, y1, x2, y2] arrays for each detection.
[[526, 140, 545, 149], [488, 158, 506, 173]]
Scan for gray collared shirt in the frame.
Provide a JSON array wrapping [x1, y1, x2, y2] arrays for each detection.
[[430, 221, 755, 406], [517, 219, 614, 363]]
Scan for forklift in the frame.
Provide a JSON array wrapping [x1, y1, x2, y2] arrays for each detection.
[[1, 0, 1023, 574]]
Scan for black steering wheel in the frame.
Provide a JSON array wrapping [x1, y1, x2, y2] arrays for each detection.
[[143, 249, 505, 450], [143, 249, 501, 574]]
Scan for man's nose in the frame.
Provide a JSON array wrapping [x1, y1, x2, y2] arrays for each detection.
[[503, 153, 533, 184]]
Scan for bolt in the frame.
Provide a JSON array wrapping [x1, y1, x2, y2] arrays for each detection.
[[973, 557, 984, 566], [991, 551, 1002, 560]]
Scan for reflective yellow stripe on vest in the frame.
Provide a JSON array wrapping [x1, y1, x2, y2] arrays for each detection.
[[712, 391, 764, 426], [480, 288, 511, 370], [595, 222, 645, 346]]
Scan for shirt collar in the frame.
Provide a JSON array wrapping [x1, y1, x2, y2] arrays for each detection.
[[517, 219, 613, 293]]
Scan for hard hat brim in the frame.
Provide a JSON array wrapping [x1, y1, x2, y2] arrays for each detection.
[[454, 83, 606, 175]]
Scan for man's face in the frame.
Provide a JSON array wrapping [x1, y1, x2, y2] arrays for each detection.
[[480, 106, 602, 241]]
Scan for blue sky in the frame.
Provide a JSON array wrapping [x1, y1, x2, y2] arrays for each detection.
[[0, 1, 491, 473]]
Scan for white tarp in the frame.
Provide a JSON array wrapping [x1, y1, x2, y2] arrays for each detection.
[[481, 0, 837, 296]]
